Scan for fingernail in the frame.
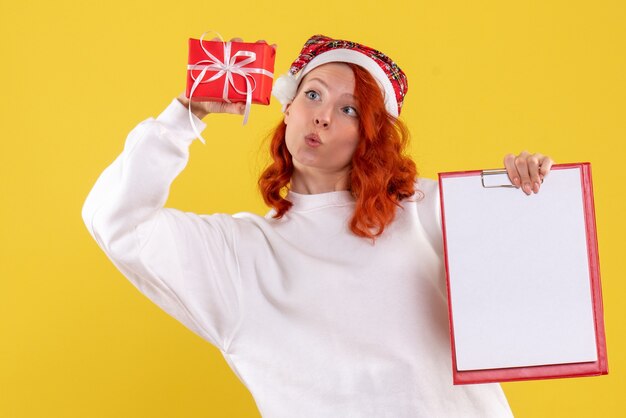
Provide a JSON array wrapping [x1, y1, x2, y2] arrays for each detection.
[[533, 182, 540, 193], [523, 183, 531, 194], [513, 177, 520, 188]]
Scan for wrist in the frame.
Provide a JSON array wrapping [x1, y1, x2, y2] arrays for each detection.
[[176, 94, 209, 120]]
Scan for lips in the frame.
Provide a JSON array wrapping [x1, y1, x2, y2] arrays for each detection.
[[305, 133, 322, 147]]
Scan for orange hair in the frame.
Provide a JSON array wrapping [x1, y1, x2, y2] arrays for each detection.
[[258, 63, 417, 239]]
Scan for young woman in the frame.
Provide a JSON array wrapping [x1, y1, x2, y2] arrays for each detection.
[[83, 34, 552, 417]]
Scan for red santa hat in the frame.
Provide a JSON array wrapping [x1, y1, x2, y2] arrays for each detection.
[[272, 34, 408, 117]]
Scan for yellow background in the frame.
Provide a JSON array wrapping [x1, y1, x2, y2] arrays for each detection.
[[1, 0, 624, 416]]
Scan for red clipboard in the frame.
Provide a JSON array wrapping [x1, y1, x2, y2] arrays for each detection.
[[438, 163, 608, 384]]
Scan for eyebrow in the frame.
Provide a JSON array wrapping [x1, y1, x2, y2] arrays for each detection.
[[305, 77, 356, 99]]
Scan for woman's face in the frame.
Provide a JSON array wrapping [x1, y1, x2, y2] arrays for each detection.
[[284, 63, 360, 179]]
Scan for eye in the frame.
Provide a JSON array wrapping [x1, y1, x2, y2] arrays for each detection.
[[342, 106, 359, 117], [304, 90, 320, 100]]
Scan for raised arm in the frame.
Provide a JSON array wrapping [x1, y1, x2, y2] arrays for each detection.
[[82, 98, 242, 351]]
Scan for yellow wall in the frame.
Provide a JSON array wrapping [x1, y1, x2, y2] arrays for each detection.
[[1, 0, 624, 416]]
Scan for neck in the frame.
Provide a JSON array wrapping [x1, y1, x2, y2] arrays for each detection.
[[290, 167, 351, 194]]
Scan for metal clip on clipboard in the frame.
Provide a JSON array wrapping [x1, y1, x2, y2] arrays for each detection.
[[481, 169, 516, 189]]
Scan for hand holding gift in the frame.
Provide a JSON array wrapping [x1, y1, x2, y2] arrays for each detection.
[[182, 35, 277, 124]]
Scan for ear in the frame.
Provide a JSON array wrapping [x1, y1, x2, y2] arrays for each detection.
[[283, 103, 292, 124]]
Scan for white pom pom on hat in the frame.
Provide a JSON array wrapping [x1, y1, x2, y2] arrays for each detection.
[[271, 72, 299, 113]]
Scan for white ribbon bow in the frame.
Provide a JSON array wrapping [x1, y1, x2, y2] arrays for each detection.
[[187, 32, 274, 144]]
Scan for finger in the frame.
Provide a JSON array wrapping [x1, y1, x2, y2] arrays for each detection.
[[514, 151, 532, 195], [222, 102, 245, 115], [211, 37, 221, 41], [539, 156, 554, 180], [230, 37, 243, 43], [256, 39, 277, 51], [527, 153, 543, 193], [503, 154, 520, 188]]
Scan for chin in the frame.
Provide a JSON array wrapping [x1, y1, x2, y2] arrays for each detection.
[[291, 150, 322, 168]]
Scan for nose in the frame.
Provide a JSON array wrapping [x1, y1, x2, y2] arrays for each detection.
[[314, 117, 329, 128], [313, 106, 331, 128]]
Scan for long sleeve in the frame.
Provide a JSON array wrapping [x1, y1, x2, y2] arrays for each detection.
[[415, 178, 444, 260], [82, 99, 242, 351]]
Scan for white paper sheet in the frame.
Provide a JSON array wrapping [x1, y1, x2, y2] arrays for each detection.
[[441, 167, 598, 371]]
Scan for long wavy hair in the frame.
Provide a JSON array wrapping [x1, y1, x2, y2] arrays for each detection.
[[258, 63, 417, 239]]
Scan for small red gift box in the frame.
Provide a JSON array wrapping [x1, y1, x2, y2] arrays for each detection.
[[185, 38, 275, 105]]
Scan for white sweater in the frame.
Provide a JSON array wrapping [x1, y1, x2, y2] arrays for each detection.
[[82, 99, 514, 418]]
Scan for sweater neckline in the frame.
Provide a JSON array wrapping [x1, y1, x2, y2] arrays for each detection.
[[287, 189, 355, 211]]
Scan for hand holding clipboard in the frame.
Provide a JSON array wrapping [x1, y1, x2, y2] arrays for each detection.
[[502, 151, 554, 195]]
